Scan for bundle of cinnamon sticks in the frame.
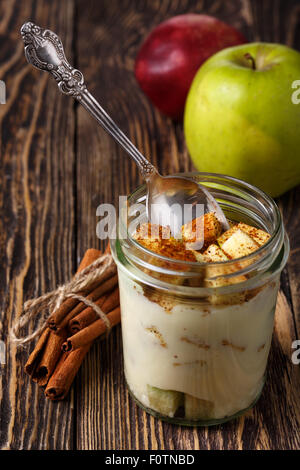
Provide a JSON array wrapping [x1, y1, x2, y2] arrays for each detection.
[[25, 245, 121, 400]]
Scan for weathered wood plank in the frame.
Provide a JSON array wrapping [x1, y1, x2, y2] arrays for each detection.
[[75, 0, 300, 450], [0, 0, 75, 449]]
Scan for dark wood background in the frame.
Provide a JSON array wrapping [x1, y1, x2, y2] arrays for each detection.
[[0, 0, 299, 450]]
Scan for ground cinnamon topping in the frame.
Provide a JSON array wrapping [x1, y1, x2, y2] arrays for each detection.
[[182, 213, 222, 250], [222, 339, 246, 352], [173, 359, 207, 367], [134, 223, 196, 262], [145, 326, 167, 348], [181, 336, 210, 350]]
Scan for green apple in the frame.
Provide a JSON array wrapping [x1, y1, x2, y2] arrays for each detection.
[[184, 43, 300, 197]]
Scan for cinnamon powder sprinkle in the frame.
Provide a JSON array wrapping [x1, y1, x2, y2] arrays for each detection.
[[146, 326, 167, 348], [182, 213, 222, 249], [181, 336, 210, 350], [134, 223, 197, 262], [202, 308, 211, 317], [173, 359, 207, 367], [221, 339, 246, 352]]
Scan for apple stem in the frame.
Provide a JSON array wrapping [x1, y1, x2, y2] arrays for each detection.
[[244, 53, 256, 70]]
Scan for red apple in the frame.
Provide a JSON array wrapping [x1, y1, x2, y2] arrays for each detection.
[[135, 14, 247, 119]]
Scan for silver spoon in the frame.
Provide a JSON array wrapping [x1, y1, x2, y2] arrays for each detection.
[[20, 22, 229, 236]]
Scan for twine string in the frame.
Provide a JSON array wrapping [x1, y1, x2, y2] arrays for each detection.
[[10, 253, 114, 346]]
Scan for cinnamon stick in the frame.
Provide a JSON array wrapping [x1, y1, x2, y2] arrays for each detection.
[[25, 244, 116, 400], [24, 249, 101, 384], [24, 328, 50, 376], [47, 248, 116, 331], [44, 286, 119, 400], [35, 330, 67, 386], [62, 306, 121, 352], [54, 273, 118, 334], [68, 286, 120, 334], [44, 342, 92, 400]]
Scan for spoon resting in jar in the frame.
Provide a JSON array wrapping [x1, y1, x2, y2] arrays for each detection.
[[20, 22, 229, 235]]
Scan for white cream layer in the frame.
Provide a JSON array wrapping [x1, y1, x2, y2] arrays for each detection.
[[118, 269, 278, 419]]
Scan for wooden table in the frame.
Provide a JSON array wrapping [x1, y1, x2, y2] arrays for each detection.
[[0, 0, 299, 450]]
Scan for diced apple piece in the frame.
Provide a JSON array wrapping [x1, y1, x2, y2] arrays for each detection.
[[217, 225, 239, 247], [184, 394, 214, 421], [182, 213, 222, 250], [204, 223, 267, 304], [147, 385, 183, 417], [220, 229, 260, 259], [189, 250, 206, 262], [204, 243, 247, 305], [205, 272, 247, 305], [203, 244, 228, 262], [218, 222, 270, 250], [134, 222, 171, 240], [237, 223, 270, 246], [203, 243, 244, 286], [134, 223, 197, 263]]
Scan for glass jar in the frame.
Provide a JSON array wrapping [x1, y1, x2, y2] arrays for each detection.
[[110, 172, 289, 426]]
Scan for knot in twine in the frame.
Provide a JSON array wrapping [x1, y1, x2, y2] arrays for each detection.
[[10, 253, 114, 346]]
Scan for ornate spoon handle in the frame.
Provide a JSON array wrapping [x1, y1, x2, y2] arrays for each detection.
[[20, 22, 157, 179]]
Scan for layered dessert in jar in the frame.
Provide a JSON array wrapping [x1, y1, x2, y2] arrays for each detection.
[[111, 173, 289, 425]]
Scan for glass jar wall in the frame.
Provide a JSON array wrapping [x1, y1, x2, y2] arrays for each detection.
[[110, 173, 289, 426]]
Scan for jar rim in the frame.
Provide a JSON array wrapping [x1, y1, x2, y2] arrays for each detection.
[[112, 171, 289, 289]]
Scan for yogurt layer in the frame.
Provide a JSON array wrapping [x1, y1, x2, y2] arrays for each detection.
[[118, 269, 278, 419]]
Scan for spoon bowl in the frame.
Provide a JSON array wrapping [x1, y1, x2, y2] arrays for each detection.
[[147, 173, 229, 235]]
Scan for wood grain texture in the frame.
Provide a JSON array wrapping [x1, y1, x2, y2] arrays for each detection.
[[0, 0, 75, 449], [75, 0, 300, 450], [0, 0, 299, 450]]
